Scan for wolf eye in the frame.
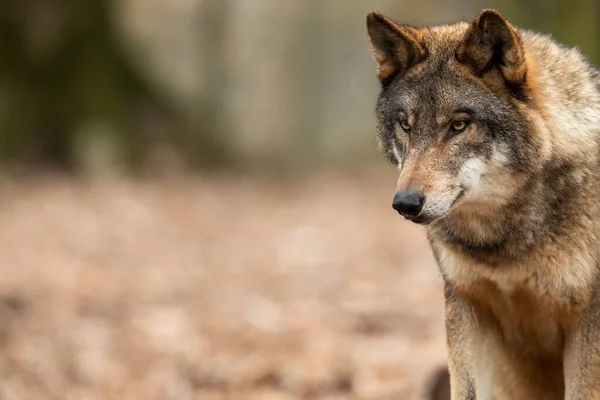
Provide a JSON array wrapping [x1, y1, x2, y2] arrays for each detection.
[[450, 121, 469, 134], [399, 120, 411, 133]]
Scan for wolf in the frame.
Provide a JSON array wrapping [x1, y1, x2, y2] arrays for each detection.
[[366, 9, 600, 400]]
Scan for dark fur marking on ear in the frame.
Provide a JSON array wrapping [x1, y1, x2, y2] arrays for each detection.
[[367, 11, 429, 84], [457, 10, 530, 103]]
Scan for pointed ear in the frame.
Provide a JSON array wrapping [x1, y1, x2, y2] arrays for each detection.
[[457, 10, 526, 86], [367, 11, 427, 82]]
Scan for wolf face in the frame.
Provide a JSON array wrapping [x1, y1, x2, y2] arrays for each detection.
[[367, 10, 542, 224]]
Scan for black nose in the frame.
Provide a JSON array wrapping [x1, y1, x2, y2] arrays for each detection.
[[392, 190, 425, 217]]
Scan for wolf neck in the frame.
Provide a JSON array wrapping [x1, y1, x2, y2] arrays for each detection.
[[429, 180, 538, 266], [430, 146, 596, 268]]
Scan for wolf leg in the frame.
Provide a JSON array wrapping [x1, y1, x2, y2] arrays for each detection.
[[564, 285, 600, 400], [445, 283, 478, 400]]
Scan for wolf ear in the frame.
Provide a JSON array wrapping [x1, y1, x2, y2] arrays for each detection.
[[367, 11, 427, 82], [457, 10, 526, 87]]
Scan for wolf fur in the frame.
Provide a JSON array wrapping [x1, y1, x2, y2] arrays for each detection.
[[366, 9, 600, 400]]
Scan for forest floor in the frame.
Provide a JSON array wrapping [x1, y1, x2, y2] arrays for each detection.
[[0, 168, 447, 400]]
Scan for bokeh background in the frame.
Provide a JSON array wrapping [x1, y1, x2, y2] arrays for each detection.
[[0, 0, 597, 399]]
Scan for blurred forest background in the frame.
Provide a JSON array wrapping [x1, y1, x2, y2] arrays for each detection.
[[0, 1, 596, 399], [0, 0, 598, 176]]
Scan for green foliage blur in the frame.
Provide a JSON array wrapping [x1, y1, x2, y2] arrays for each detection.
[[0, 0, 597, 175]]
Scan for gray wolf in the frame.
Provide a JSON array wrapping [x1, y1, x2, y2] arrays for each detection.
[[366, 9, 600, 399]]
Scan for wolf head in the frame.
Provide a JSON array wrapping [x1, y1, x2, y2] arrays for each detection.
[[367, 10, 545, 225]]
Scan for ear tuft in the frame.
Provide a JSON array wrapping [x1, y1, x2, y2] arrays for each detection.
[[367, 11, 427, 83]]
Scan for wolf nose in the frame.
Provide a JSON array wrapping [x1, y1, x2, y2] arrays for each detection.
[[392, 190, 424, 217]]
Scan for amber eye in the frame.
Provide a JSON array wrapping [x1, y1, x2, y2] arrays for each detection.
[[451, 121, 469, 133], [399, 120, 411, 133]]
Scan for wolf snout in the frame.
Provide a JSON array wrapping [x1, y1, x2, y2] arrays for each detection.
[[392, 190, 424, 217]]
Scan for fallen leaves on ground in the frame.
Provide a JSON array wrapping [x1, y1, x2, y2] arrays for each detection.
[[0, 170, 447, 399]]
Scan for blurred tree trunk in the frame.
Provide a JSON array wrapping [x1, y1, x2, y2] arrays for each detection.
[[225, 0, 306, 171], [0, 0, 173, 171], [184, 0, 232, 168], [597, 0, 600, 65]]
